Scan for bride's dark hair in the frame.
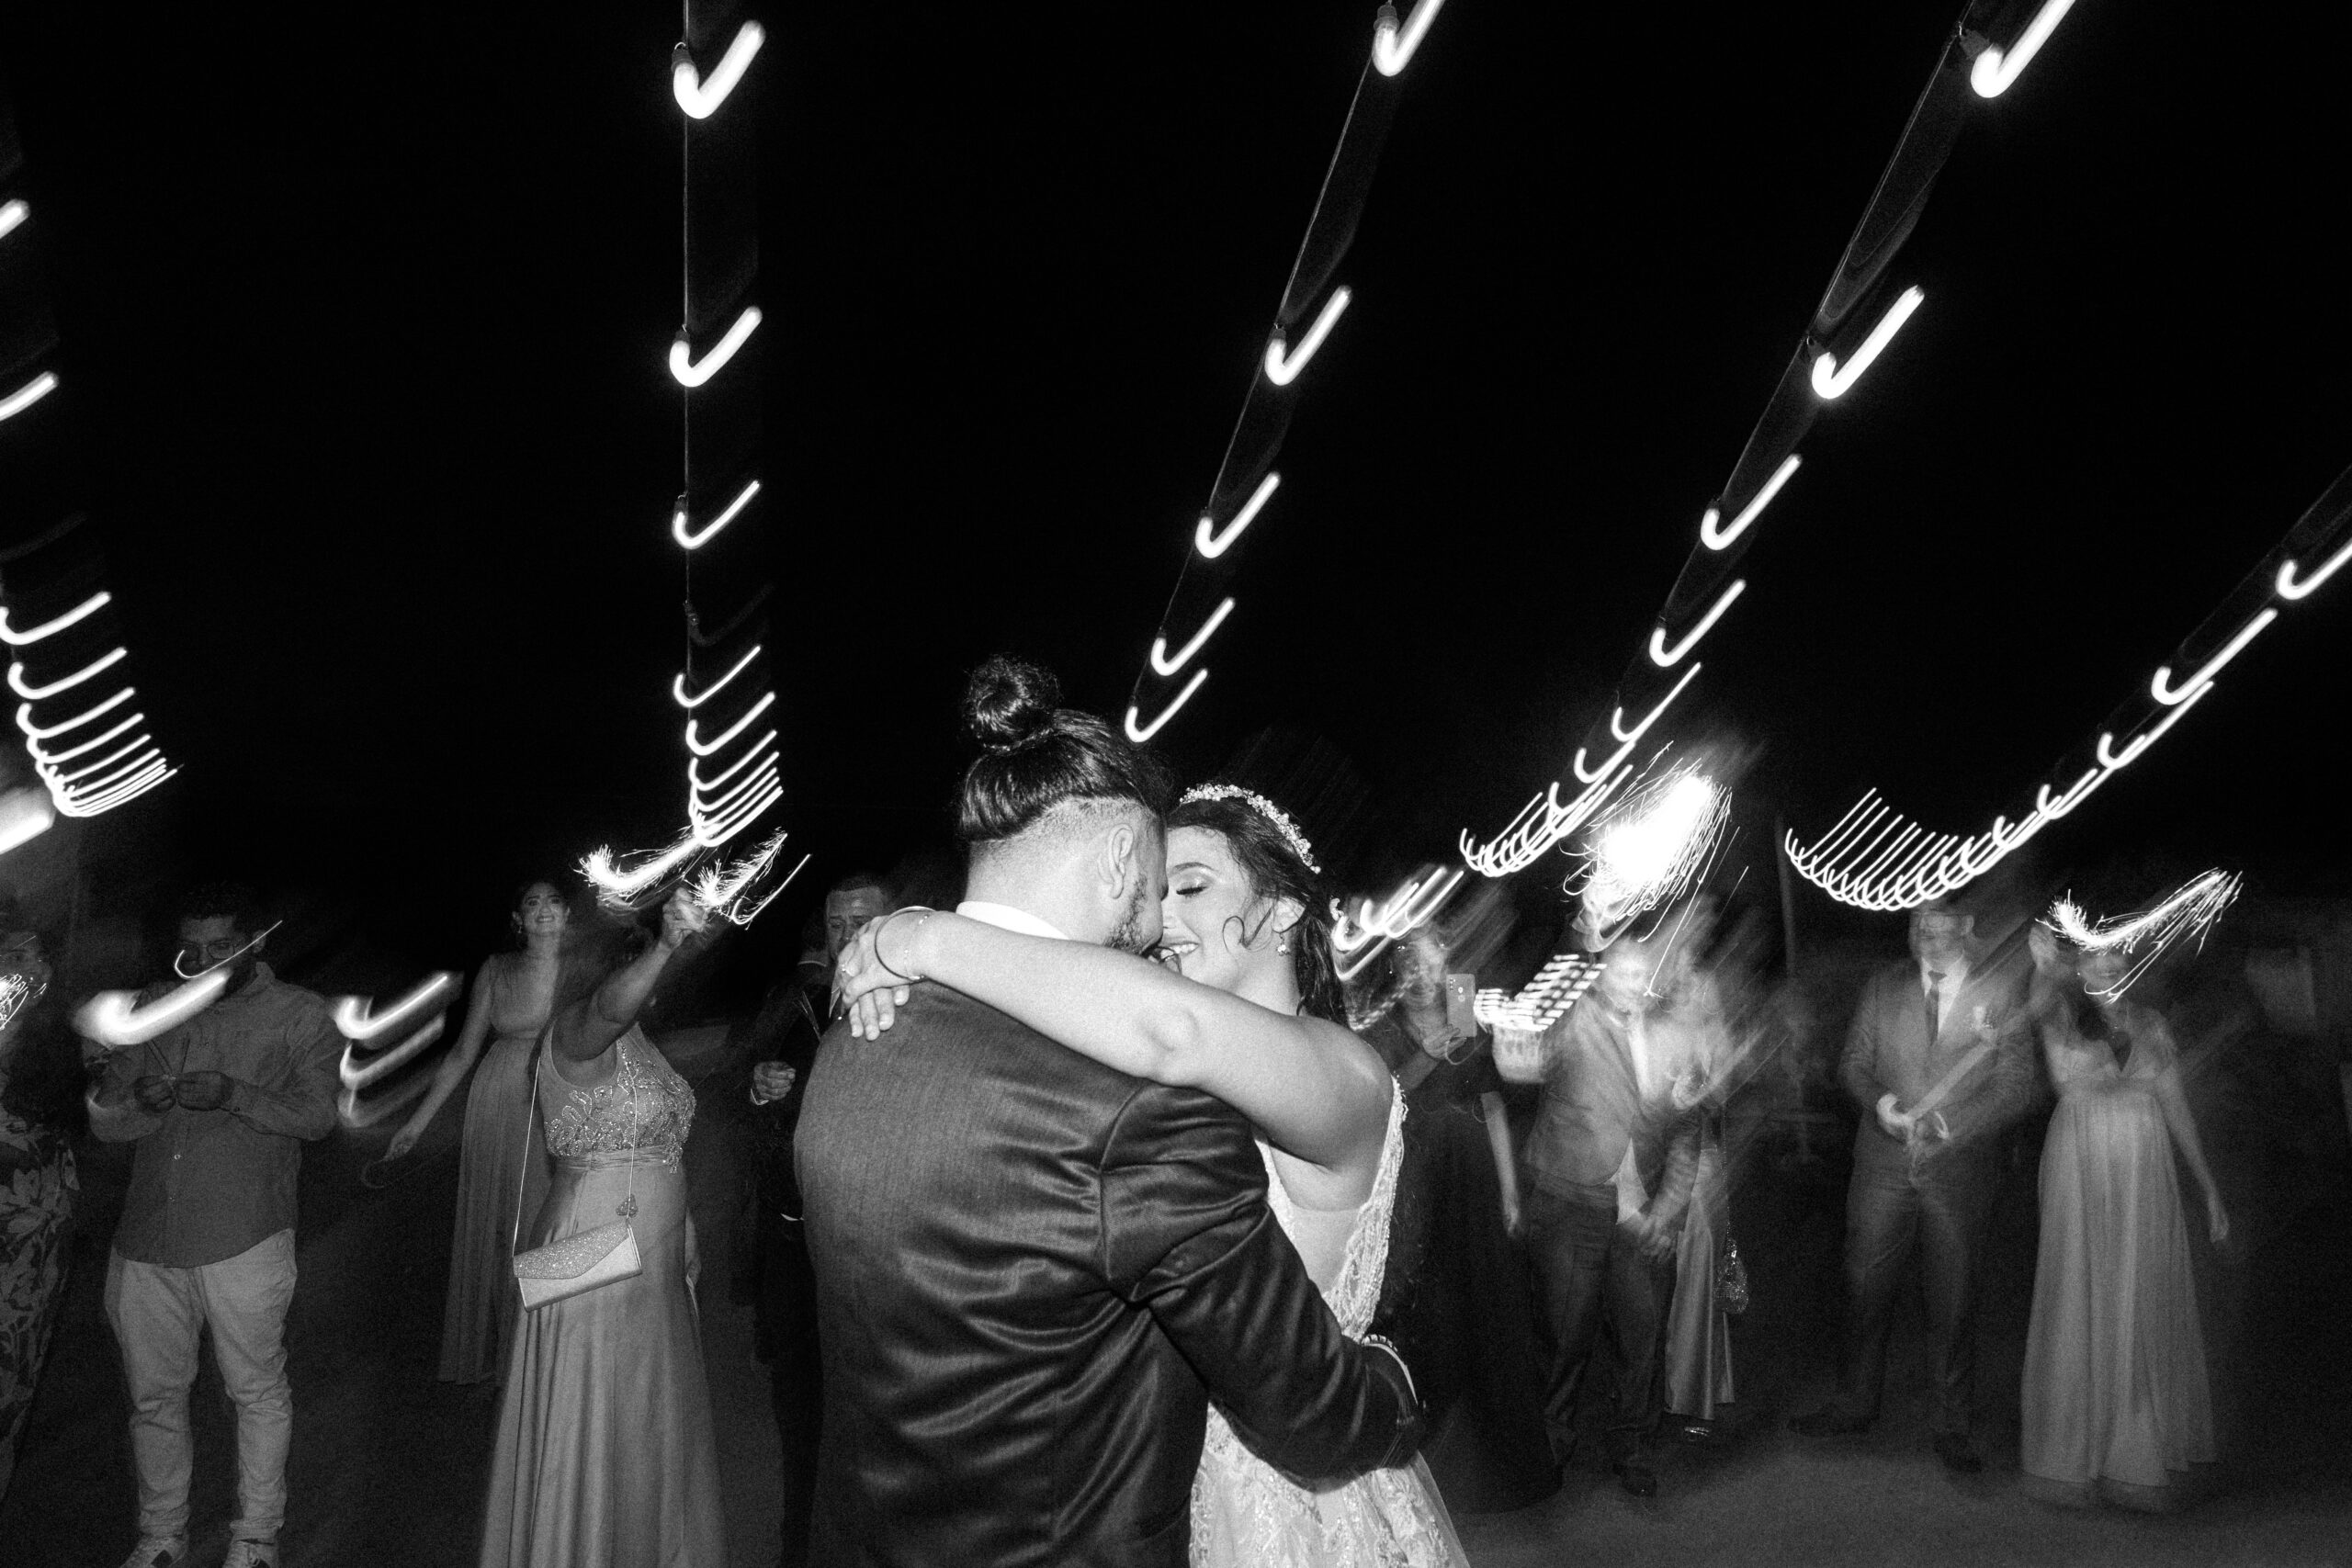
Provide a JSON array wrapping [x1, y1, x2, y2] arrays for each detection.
[[956, 655, 1174, 844], [1166, 790, 1342, 1024]]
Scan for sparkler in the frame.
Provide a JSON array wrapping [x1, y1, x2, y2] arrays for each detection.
[[1577, 765, 1729, 945], [582, 824, 803, 920], [2045, 869, 2239, 1002]]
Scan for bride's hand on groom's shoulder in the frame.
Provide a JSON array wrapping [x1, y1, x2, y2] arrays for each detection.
[[835, 921, 911, 1040]]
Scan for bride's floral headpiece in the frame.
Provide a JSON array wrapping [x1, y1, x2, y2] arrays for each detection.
[[1178, 784, 1320, 874]]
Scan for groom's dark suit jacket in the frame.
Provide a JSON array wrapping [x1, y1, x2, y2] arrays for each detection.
[[797, 983, 1423, 1568]]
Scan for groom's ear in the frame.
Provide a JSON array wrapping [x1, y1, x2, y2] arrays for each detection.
[[1099, 818, 1141, 900]]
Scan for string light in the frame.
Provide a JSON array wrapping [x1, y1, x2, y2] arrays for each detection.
[[1372, 0, 1452, 77], [2276, 537, 2352, 601], [669, 306, 762, 388], [1970, 0, 2081, 99], [672, 19, 765, 118], [0, 591, 111, 646], [1124, 668, 1208, 744], [2150, 608, 2274, 705], [8, 645, 128, 700], [1193, 471, 1281, 559], [672, 479, 760, 549], [1648, 581, 1745, 668], [2045, 868, 2238, 1002], [1809, 286, 1925, 401], [673, 644, 763, 709], [1262, 288, 1351, 387], [1699, 456, 1802, 552], [1148, 598, 1235, 677], [1, 372, 57, 424], [0, 199, 25, 242]]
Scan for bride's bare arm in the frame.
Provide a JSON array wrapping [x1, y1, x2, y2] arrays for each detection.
[[845, 909, 1390, 1175]]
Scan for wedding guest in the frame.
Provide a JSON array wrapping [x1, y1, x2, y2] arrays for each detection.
[[388, 878, 570, 1384], [1361, 929, 1555, 1512], [0, 916, 81, 1506], [91, 884, 341, 1568], [1791, 898, 2034, 1472], [478, 887, 722, 1568], [1505, 939, 1701, 1498], [740, 868, 894, 1568], [1653, 923, 1741, 1444], [2020, 925, 2228, 1509]]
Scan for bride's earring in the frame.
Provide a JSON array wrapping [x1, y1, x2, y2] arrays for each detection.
[[1277, 932, 1291, 956]]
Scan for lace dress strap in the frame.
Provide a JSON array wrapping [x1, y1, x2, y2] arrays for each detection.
[[1327, 1081, 1408, 1337]]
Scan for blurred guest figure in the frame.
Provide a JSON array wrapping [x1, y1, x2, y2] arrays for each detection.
[[1361, 928, 1555, 1512], [479, 888, 721, 1568], [1505, 939, 1701, 1497], [90, 883, 341, 1568], [740, 868, 894, 1568], [388, 878, 570, 1384], [0, 914, 81, 1506], [2020, 924, 2227, 1510], [1651, 927, 1742, 1445], [1791, 898, 2034, 1472]]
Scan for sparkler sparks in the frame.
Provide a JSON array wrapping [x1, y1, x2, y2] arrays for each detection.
[[1577, 766, 1729, 944], [2045, 869, 2240, 1002], [0, 975, 31, 1032], [582, 826, 803, 920]]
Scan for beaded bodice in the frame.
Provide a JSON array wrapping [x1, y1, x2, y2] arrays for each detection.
[[540, 1027, 695, 1159]]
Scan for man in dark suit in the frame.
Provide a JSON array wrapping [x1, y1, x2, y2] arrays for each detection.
[[1515, 941, 1702, 1497], [796, 658, 1422, 1567], [1791, 898, 2035, 1471]]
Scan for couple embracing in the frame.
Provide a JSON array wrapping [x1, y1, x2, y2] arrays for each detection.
[[797, 657, 1464, 1567]]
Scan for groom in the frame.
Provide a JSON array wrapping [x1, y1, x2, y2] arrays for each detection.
[[797, 658, 1423, 1566]]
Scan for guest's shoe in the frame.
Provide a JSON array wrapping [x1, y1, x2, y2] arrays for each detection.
[[1932, 1432, 1984, 1474], [1611, 1453, 1659, 1497], [1664, 1416, 1722, 1447], [224, 1541, 277, 1568], [1789, 1404, 1872, 1438], [116, 1540, 187, 1568]]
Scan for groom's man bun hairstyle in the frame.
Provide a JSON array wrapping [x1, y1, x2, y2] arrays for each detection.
[[956, 655, 1175, 846]]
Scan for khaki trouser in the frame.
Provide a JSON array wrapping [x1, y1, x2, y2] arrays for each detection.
[[104, 1229, 298, 1542]]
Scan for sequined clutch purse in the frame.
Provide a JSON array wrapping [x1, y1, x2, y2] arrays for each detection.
[[1716, 1235, 1750, 1316], [514, 1214, 640, 1311]]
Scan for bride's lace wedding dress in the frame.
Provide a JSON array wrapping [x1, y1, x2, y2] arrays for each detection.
[[1189, 1085, 1470, 1568]]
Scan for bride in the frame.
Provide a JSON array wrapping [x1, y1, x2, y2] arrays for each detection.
[[837, 782, 1467, 1567]]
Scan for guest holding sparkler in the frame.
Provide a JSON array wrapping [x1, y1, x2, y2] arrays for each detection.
[[1790, 898, 2035, 1473], [479, 886, 722, 1568], [0, 912, 81, 1507], [388, 878, 570, 1385], [2019, 888, 2232, 1510]]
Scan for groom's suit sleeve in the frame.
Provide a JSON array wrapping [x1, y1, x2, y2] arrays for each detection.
[[1097, 1081, 1424, 1483]]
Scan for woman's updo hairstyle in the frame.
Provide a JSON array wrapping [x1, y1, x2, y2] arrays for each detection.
[[956, 655, 1174, 844], [1166, 789, 1342, 1024]]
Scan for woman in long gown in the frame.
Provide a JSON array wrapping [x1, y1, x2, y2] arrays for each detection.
[[840, 784, 1468, 1568], [479, 888, 725, 1567], [390, 879, 568, 1383], [2021, 936, 2229, 1511], [0, 920, 79, 1506], [1654, 953, 1738, 1443]]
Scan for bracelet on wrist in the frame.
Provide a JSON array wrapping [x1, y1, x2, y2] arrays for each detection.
[[873, 908, 935, 985]]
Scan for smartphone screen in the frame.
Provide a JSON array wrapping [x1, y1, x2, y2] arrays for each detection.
[[1443, 972, 1476, 1036]]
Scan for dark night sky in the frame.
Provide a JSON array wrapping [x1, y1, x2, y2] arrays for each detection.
[[4, 1, 2349, 974]]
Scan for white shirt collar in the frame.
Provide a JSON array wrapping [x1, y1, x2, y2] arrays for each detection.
[[956, 901, 1069, 941], [1920, 958, 1970, 992]]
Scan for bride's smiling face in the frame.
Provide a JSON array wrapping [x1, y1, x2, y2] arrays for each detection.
[[1157, 826, 1280, 995]]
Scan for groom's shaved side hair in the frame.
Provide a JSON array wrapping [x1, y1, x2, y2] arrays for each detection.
[[955, 655, 1174, 850]]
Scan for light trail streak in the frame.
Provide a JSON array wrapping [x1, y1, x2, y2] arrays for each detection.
[[684, 689, 775, 756], [1, 372, 58, 424], [338, 1017, 447, 1092], [673, 644, 763, 709], [1699, 455, 1802, 552], [2276, 536, 2352, 601], [337, 1068, 434, 1130], [0, 199, 25, 242], [1473, 953, 1602, 1033], [1123, 668, 1207, 744], [689, 732, 777, 794], [2150, 609, 2275, 705], [75, 970, 232, 1049], [8, 645, 128, 700], [333, 972, 460, 1043], [1330, 865, 1465, 982], [25, 709, 141, 764], [673, 20, 765, 118], [1372, 0, 1451, 77], [1970, 0, 2081, 99], [1262, 288, 1351, 387], [672, 479, 760, 549], [669, 306, 762, 388], [1459, 766, 1631, 880], [0, 591, 111, 646], [1149, 598, 1235, 677], [582, 830, 703, 903], [1648, 581, 1745, 668], [1193, 471, 1281, 559], [1809, 286, 1925, 401], [17, 686, 135, 741]]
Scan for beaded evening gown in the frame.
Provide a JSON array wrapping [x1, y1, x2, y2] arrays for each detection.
[[1189, 1085, 1468, 1568], [439, 957, 553, 1382], [479, 1027, 725, 1567], [2021, 1006, 2214, 1509]]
